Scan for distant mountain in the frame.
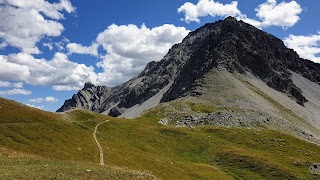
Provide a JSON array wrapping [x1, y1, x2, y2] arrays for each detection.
[[57, 82, 112, 113]]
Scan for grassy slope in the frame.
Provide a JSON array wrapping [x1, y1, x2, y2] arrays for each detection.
[[100, 109, 320, 179], [0, 148, 152, 179], [0, 97, 320, 179], [0, 97, 100, 162], [0, 98, 154, 179]]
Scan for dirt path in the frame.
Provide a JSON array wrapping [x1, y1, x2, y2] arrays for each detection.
[[93, 120, 108, 166]]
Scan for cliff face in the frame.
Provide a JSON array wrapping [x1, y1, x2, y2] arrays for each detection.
[[58, 16, 320, 116], [161, 17, 320, 105], [56, 82, 112, 112]]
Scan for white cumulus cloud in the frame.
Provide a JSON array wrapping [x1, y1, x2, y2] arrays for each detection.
[[43, 43, 54, 51], [178, 0, 241, 23], [52, 85, 83, 91], [284, 33, 320, 63], [0, 88, 32, 96], [178, 0, 302, 29], [45, 96, 58, 102], [26, 103, 44, 109], [30, 96, 58, 103], [0, 81, 23, 88], [0, 55, 30, 82], [95, 23, 190, 86], [29, 98, 44, 103], [67, 43, 99, 56], [253, 0, 302, 28], [0, 52, 97, 91], [1, 22, 189, 88], [0, 0, 75, 54]]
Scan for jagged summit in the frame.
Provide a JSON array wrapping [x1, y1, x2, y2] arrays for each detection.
[[160, 16, 318, 105], [58, 16, 320, 117], [83, 81, 95, 90], [57, 83, 111, 112]]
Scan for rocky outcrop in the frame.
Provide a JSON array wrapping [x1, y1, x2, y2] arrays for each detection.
[[58, 16, 320, 116], [56, 82, 112, 112], [161, 17, 319, 105]]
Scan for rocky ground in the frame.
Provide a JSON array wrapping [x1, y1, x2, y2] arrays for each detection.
[[156, 69, 320, 145]]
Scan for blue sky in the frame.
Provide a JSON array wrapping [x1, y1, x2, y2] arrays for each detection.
[[0, 0, 320, 112]]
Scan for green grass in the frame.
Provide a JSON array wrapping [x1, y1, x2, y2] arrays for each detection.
[[98, 115, 320, 179], [0, 98, 154, 179], [190, 103, 217, 113], [0, 148, 154, 179], [1, 97, 320, 179]]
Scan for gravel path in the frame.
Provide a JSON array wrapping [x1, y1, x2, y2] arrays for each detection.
[[93, 120, 108, 166]]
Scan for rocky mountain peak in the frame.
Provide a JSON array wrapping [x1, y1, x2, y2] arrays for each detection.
[[58, 17, 320, 117], [160, 17, 319, 105], [224, 16, 238, 23], [83, 81, 95, 90]]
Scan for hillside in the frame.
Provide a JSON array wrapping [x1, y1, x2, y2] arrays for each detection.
[[56, 17, 320, 146], [158, 69, 320, 144], [0, 97, 154, 179], [1, 97, 320, 179]]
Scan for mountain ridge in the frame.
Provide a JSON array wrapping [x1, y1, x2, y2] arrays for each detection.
[[57, 16, 320, 117]]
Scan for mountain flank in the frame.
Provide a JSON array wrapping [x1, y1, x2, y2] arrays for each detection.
[[57, 16, 320, 144], [58, 16, 320, 115]]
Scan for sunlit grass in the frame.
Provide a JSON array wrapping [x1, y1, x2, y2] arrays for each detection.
[[0, 97, 320, 179]]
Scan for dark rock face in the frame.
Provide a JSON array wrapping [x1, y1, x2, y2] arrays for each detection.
[[161, 17, 318, 105], [56, 83, 112, 112], [58, 16, 320, 115], [83, 82, 95, 90], [108, 107, 122, 117]]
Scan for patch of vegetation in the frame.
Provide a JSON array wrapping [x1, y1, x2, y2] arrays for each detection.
[[0, 148, 154, 179], [215, 151, 296, 179], [98, 113, 320, 179], [189, 103, 217, 113]]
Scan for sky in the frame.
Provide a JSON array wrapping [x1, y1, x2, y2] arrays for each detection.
[[0, 0, 320, 112]]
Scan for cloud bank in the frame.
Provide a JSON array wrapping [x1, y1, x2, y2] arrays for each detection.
[[0, 1, 190, 89], [284, 33, 320, 63], [95, 24, 189, 86], [0, 52, 97, 90], [0, 0, 75, 54], [30, 96, 58, 103], [0, 81, 23, 88], [26, 103, 44, 109], [67, 43, 99, 56], [178, 0, 302, 29], [178, 0, 241, 23], [0, 88, 32, 96], [0, 23, 189, 89]]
